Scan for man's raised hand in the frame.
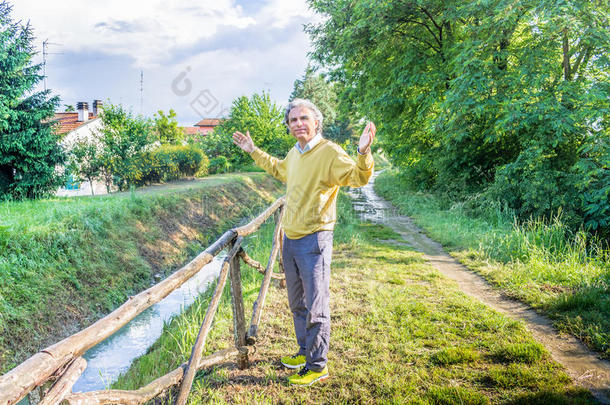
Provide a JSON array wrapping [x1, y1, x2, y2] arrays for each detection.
[[358, 122, 376, 154], [232, 130, 255, 153]]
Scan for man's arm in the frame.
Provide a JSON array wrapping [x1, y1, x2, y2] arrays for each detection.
[[330, 122, 376, 187], [232, 130, 287, 182]]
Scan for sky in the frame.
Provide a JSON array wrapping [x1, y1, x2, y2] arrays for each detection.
[[9, 0, 317, 125]]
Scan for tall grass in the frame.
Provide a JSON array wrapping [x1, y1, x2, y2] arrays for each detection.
[[375, 169, 610, 358], [0, 173, 283, 373]]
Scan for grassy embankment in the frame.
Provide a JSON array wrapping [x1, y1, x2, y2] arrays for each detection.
[[0, 173, 283, 373], [113, 192, 594, 404], [375, 170, 609, 359]]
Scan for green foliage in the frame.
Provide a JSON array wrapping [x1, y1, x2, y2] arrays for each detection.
[[143, 144, 208, 183], [208, 156, 231, 174], [153, 109, 185, 145], [0, 2, 65, 199], [96, 103, 154, 191], [198, 92, 293, 169], [307, 0, 610, 233], [67, 137, 102, 195], [576, 132, 610, 235]]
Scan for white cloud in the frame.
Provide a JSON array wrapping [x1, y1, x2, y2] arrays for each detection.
[[11, 0, 256, 67], [8, 0, 318, 124]]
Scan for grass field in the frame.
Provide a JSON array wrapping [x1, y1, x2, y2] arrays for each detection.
[[0, 173, 283, 373], [375, 170, 609, 359], [112, 192, 594, 404]]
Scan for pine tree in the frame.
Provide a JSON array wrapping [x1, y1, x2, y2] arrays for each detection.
[[0, 1, 64, 199]]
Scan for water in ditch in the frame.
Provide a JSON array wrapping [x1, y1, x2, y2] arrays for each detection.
[[70, 255, 224, 393]]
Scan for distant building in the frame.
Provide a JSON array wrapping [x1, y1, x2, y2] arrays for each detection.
[[53, 100, 107, 196], [181, 118, 223, 141]]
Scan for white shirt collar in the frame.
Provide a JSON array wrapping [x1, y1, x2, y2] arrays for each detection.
[[295, 133, 323, 154]]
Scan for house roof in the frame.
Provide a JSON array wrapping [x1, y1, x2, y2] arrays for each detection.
[[52, 112, 98, 134], [194, 118, 223, 127], [183, 126, 207, 135]]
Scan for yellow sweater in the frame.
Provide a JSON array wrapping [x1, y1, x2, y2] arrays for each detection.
[[250, 139, 374, 239]]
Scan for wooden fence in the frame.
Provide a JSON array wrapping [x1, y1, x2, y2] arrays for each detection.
[[0, 196, 286, 405]]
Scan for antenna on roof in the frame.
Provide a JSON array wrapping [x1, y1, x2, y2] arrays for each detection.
[[140, 70, 144, 114], [42, 39, 63, 91]]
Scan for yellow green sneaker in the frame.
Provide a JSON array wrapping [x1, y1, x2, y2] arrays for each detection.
[[288, 366, 329, 386], [281, 354, 306, 369]]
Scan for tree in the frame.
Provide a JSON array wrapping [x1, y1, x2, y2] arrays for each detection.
[[0, 1, 65, 199], [153, 109, 185, 145], [66, 137, 102, 195], [96, 103, 153, 191], [199, 92, 292, 170], [307, 0, 610, 230]]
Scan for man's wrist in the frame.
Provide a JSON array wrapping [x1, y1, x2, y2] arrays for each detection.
[[357, 146, 370, 155]]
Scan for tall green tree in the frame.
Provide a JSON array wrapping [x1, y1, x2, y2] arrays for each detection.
[[0, 1, 65, 199], [199, 92, 292, 169], [96, 103, 153, 191], [307, 0, 610, 230], [153, 109, 185, 145]]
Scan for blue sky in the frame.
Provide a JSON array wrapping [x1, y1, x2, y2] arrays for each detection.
[[10, 0, 317, 125]]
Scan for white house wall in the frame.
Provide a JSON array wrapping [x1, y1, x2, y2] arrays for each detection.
[[56, 118, 108, 197]]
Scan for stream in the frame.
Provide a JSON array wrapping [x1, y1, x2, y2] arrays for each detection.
[[70, 255, 224, 393]]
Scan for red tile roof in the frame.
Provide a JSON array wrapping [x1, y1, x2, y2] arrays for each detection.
[[183, 126, 206, 135], [52, 112, 98, 134], [194, 118, 223, 127]]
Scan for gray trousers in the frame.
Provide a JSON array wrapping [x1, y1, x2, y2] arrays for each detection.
[[282, 231, 333, 372]]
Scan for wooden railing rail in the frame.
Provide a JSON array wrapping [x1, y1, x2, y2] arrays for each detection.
[[0, 196, 286, 405]]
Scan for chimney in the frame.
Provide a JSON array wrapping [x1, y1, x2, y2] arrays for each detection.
[[77, 102, 89, 122], [92, 99, 103, 116]]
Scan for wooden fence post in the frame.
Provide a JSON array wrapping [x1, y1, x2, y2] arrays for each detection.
[[277, 227, 286, 289], [229, 240, 249, 369], [246, 207, 285, 345], [175, 236, 243, 405]]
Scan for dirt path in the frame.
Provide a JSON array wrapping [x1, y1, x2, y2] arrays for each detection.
[[348, 174, 610, 404]]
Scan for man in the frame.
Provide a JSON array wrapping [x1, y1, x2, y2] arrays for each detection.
[[232, 98, 375, 386]]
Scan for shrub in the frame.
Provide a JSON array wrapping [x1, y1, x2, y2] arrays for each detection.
[[138, 145, 208, 185], [208, 156, 231, 174]]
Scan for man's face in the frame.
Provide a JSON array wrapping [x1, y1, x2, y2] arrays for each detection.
[[288, 106, 319, 145]]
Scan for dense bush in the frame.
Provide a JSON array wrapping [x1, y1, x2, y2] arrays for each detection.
[[96, 103, 154, 191], [208, 156, 231, 174], [140, 145, 208, 184]]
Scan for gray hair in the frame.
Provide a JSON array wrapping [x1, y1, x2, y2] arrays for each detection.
[[284, 98, 324, 134]]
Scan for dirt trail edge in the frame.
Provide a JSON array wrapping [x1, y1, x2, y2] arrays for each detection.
[[348, 173, 610, 404]]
